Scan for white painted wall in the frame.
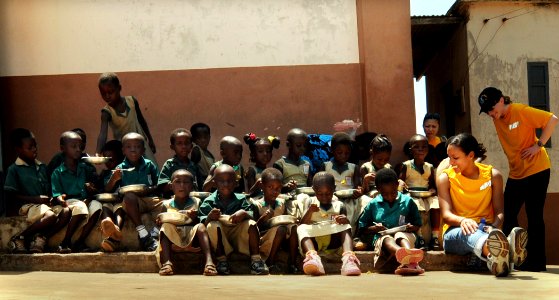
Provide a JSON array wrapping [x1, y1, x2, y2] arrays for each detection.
[[0, 0, 359, 77], [466, 2, 559, 191]]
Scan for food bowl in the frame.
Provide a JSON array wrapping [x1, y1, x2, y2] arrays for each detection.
[[334, 189, 357, 199], [295, 187, 315, 196], [408, 189, 435, 198], [266, 215, 298, 227], [378, 225, 408, 236], [82, 156, 111, 165], [95, 193, 119, 203], [118, 184, 147, 196], [218, 214, 236, 226], [190, 191, 211, 200], [277, 194, 294, 200], [157, 212, 192, 226]]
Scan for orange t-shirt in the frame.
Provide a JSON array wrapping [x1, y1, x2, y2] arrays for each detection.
[[428, 136, 441, 148], [442, 163, 494, 234], [493, 103, 552, 179]]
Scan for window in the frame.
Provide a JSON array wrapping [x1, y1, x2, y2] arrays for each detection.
[[527, 62, 551, 147]]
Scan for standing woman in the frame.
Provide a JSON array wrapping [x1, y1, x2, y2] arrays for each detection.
[[478, 87, 558, 271], [423, 113, 447, 167]]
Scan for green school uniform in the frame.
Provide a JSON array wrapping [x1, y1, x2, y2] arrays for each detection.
[[157, 156, 200, 192], [51, 161, 97, 199], [273, 156, 310, 186], [116, 157, 159, 188], [198, 191, 253, 224], [4, 158, 50, 196]]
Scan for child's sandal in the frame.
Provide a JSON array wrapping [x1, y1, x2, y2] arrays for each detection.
[[159, 262, 174, 276], [203, 264, 218, 276]]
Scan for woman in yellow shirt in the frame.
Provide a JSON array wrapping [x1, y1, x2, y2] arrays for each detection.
[[478, 87, 558, 271], [437, 133, 527, 277]]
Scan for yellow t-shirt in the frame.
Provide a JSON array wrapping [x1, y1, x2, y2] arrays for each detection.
[[442, 163, 494, 234], [428, 136, 441, 148], [493, 103, 552, 179]]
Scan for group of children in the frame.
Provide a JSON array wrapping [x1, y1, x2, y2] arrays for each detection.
[[3, 72, 444, 277]]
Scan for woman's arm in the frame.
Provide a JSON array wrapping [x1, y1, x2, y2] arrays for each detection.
[[96, 111, 111, 154], [490, 168, 505, 229], [436, 172, 477, 235], [521, 114, 559, 159]]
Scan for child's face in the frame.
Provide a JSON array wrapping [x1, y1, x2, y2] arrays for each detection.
[[62, 138, 83, 160], [123, 139, 145, 163], [253, 142, 272, 166], [193, 128, 211, 149], [423, 119, 439, 139], [171, 133, 193, 160], [262, 179, 282, 201], [288, 136, 306, 158], [103, 150, 119, 170], [214, 170, 237, 198], [313, 183, 335, 206], [447, 144, 474, 173], [99, 83, 122, 106], [378, 182, 399, 203], [171, 174, 193, 199], [221, 144, 242, 165], [17, 138, 38, 162], [410, 139, 429, 161], [332, 144, 351, 164], [371, 151, 390, 169]]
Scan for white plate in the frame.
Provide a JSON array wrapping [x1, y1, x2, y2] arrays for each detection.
[[378, 225, 408, 235]]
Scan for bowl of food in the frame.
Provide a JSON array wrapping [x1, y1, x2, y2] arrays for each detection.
[[266, 215, 298, 227], [157, 212, 192, 226], [190, 191, 211, 200], [118, 184, 147, 196], [334, 189, 357, 199], [95, 193, 119, 203], [218, 214, 236, 226], [82, 156, 111, 165], [408, 189, 435, 198], [295, 187, 315, 196]]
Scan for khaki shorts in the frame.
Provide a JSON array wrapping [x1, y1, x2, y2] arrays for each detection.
[[206, 219, 256, 256], [374, 232, 417, 256], [412, 196, 439, 211], [19, 204, 62, 224], [102, 202, 124, 213], [122, 196, 162, 214], [65, 199, 103, 226]]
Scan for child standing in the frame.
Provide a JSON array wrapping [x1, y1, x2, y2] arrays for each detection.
[[158, 128, 201, 198], [202, 136, 245, 194], [51, 131, 102, 253], [156, 170, 217, 276], [243, 133, 280, 196], [399, 134, 440, 250], [273, 128, 312, 191], [199, 164, 269, 275], [358, 168, 424, 275], [252, 168, 299, 273], [95, 72, 158, 168], [4, 128, 70, 253], [98, 140, 125, 252], [106, 132, 160, 251], [297, 172, 361, 276], [190, 123, 215, 189]]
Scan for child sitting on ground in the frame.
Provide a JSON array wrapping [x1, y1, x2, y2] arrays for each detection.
[[399, 134, 440, 250], [252, 168, 299, 273], [358, 168, 424, 275], [297, 172, 361, 276], [243, 133, 280, 197], [51, 131, 102, 253], [106, 132, 160, 252], [4, 128, 70, 253], [47, 128, 90, 177], [199, 164, 269, 275], [202, 136, 245, 194], [95, 72, 158, 168], [190, 123, 215, 189], [158, 128, 201, 198], [156, 170, 217, 276], [273, 128, 312, 192], [359, 134, 393, 196], [97, 140, 125, 252]]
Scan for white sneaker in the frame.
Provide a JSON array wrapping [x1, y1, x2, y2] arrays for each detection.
[[508, 227, 528, 267], [486, 229, 510, 277]]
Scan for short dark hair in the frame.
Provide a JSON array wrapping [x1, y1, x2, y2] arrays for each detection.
[[190, 123, 211, 138], [370, 134, 392, 153], [171, 169, 194, 182], [312, 171, 336, 189], [121, 132, 145, 148], [261, 168, 283, 183], [423, 113, 441, 125], [287, 128, 307, 143], [170, 128, 191, 145], [330, 132, 352, 151], [98, 72, 120, 86], [10, 128, 34, 148], [101, 140, 124, 162], [375, 168, 399, 188], [60, 131, 81, 146], [447, 133, 487, 161]]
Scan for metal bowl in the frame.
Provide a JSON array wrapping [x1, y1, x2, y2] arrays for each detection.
[[334, 189, 357, 199], [190, 191, 211, 200], [157, 212, 192, 226], [218, 214, 236, 226], [95, 193, 119, 203], [408, 189, 435, 198], [82, 156, 111, 164], [295, 187, 315, 196], [266, 215, 298, 227], [118, 184, 147, 196], [277, 193, 294, 200]]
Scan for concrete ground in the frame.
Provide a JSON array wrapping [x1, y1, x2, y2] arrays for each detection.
[[1, 267, 558, 300]]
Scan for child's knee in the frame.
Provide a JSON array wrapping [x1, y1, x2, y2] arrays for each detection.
[[122, 194, 139, 206]]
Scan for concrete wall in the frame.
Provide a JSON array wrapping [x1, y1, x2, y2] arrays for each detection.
[[465, 2, 559, 191]]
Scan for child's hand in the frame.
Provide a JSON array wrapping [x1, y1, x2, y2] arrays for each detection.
[[285, 180, 297, 191], [405, 223, 417, 232], [262, 209, 274, 221], [85, 182, 97, 194], [352, 188, 363, 198], [187, 209, 198, 219], [56, 195, 68, 207], [111, 168, 123, 182], [334, 214, 349, 225], [208, 208, 221, 221], [231, 210, 248, 224], [398, 180, 407, 192], [155, 217, 163, 226], [428, 188, 436, 194], [368, 223, 386, 233], [39, 195, 50, 204], [308, 203, 320, 213]]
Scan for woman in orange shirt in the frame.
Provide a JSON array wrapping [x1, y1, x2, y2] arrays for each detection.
[[437, 133, 527, 277], [478, 87, 558, 271]]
